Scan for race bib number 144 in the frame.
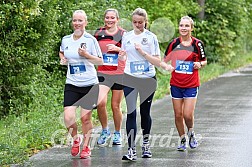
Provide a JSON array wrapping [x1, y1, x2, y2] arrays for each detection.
[[130, 60, 149, 74]]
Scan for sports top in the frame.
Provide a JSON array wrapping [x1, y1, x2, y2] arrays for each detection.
[[121, 29, 160, 78], [94, 27, 126, 75], [164, 36, 206, 88], [60, 32, 102, 87]]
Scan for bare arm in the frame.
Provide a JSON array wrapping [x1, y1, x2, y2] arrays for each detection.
[[59, 51, 68, 65], [193, 60, 207, 69]]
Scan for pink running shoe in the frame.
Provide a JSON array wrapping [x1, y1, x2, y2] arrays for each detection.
[[71, 136, 82, 156], [80, 146, 91, 159]]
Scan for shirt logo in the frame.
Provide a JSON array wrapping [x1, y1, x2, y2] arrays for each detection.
[[141, 38, 148, 45], [81, 43, 86, 49], [126, 40, 131, 45]]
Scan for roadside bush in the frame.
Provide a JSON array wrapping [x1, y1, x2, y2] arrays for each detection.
[[194, 0, 249, 64]]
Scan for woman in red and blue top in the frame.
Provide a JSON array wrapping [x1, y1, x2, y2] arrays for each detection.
[[161, 16, 207, 151], [94, 8, 126, 146]]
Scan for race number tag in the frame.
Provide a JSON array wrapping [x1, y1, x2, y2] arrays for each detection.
[[175, 60, 194, 74], [130, 60, 149, 74], [103, 53, 118, 66], [69, 62, 86, 74]]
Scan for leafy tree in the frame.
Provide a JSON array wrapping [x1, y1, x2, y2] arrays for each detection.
[[195, 0, 250, 64]]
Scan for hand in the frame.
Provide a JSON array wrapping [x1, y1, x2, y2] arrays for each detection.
[[60, 57, 68, 65], [118, 50, 127, 61], [134, 43, 144, 55], [78, 47, 88, 57], [160, 62, 174, 71], [193, 62, 201, 69], [107, 44, 120, 52]]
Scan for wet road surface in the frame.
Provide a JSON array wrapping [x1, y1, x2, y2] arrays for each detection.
[[25, 64, 252, 167]]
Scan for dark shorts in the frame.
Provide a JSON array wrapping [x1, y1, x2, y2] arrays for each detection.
[[170, 85, 199, 99], [63, 84, 99, 110], [97, 72, 124, 90]]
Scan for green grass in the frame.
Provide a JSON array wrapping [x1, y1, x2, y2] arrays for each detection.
[[0, 52, 252, 166]]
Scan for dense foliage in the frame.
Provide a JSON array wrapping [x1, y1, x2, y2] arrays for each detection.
[[195, 0, 252, 64], [0, 0, 252, 165]]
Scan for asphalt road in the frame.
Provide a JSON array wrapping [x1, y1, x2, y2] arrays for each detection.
[[23, 64, 252, 167]]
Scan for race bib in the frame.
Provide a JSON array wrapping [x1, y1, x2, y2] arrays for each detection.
[[130, 60, 149, 74], [69, 62, 86, 74], [103, 53, 118, 66], [175, 60, 194, 74]]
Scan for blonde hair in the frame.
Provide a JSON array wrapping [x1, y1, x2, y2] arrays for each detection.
[[73, 10, 88, 21], [132, 7, 148, 28], [180, 16, 194, 28], [104, 8, 119, 19]]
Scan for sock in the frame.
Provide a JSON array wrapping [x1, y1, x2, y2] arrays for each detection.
[[114, 130, 120, 134], [188, 128, 194, 136], [103, 127, 109, 131]]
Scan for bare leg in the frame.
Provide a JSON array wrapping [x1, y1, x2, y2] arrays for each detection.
[[80, 108, 93, 147], [97, 85, 110, 129], [64, 106, 78, 139], [183, 98, 197, 131], [172, 98, 185, 137], [111, 89, 123, 131]]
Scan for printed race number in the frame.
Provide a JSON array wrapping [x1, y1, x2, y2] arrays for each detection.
[[130, 60, 149, 74], [103, 53, 118, 66], [69, 62, 86, 74], [175, 60, 193, 74]]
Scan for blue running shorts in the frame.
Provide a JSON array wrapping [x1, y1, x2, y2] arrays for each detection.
[[170, 85, 199, 99]]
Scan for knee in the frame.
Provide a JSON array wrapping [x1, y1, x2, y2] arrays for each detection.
[[81, 117, 91, 125], [184, 114, 193, 122], [174, 112, 183, 120], [111, 103, 121, 112], [98, 100, 106, 108], [64, 114, 75, 124]]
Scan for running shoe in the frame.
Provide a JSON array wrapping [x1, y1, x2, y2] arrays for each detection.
[[122, 147, 137, 161], [71, 136, 82, 156], [80, 146, 91, 159], [141, 142, 152, 158], [177, 137, 187, 151], [97, 129, 111, 146], [188, 131, 198, 149], [112, 131, 122, 145]]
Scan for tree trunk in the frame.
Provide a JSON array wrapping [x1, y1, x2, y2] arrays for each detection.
[[198, 0, 205, 20]]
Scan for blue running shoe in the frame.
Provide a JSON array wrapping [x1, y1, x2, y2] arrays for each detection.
[[141, 142, 152, 158], [122, 147, 137, 161], [177, 137, 186, 151], [97, 129, 110, 146], [112, 131, 122, 145], [188, 131, 198, 149]]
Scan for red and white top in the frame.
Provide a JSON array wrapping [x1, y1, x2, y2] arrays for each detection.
[[164, 36, 206, 88], [94, 26, 126, 75]]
